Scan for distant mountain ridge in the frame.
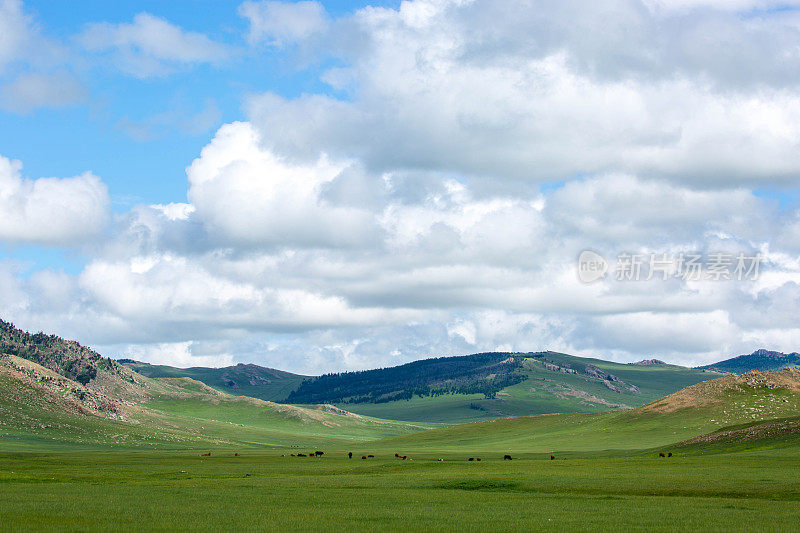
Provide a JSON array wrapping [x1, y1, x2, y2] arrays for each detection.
[[697, 349, 800, 374], [119, 359, 307, 402], [0, 318, 723, 425], [120, 350, 722, 423]]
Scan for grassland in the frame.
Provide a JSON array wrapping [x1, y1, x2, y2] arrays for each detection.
[[2, 447, 800, 532], [3, 326, 800, 531]]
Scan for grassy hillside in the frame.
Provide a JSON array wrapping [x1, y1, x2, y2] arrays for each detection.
[[0, 321, 433, 451], [698, 348, 800, 374], [375, 368, 800, 454], [119, 359, 308, 402], [120, 351, 722, 424], [328, 352, 721, 423]]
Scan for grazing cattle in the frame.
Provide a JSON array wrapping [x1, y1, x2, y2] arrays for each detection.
[[314, 451, 324, 457], [200, 452, 211, 457], [367, 454, 374, 458], [395, 453, 399, 458], [659, 453, 665, 458], [667, 452, 672, 458], [437, 458, 444, 462], [361, 456, 367, 460], [290, 454, 296, 457], [401, 456, 407, 460], [550, 455, 555, 460], [503, 455, 512, 460], [348, 452, 353, 459], [468, 458, 474, 461], [235, 453, 240, 457], [297, 453, 307, 457], [476, 458, 481, 461]]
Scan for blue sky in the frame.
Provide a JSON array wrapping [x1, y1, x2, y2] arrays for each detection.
[[1, 1, 401, 273], [2, 1, 382, 203], [3, 0, 800, 372]]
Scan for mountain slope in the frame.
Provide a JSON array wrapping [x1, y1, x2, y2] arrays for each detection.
[[698, 349, 800, 374], [119, 360, 307, 402], [0, 321, 431, 450], [120, 350, 723, 424], [375, 368, 800, 453], [292, 351, 721, 423]]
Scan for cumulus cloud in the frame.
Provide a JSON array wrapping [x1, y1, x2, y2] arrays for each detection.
[[0, 155, 109, 246], [243, 0, 800, 186], [239, 0, 328, 46], [5, 0, 800, 371], [186, 121, 377, 247], [79, 12, 233, 77]]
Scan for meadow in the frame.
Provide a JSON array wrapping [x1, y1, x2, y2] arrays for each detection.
[[1, 447, 799, 532]]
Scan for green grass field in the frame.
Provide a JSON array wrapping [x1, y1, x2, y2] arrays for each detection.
[[2, 447, 800, 531], [3, 347, 800, 531]]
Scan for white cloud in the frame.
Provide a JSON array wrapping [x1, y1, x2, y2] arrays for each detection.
[[0, 0, 29, 69], [5, 0, 800, 371], [186, 121, 376, 247], [243, 0, 800, 186], [79, 12, 232, 77], [239, 0, 328, 46], [119, 341, 235, 368], [0, 155, 109, 246], [0, 71, 86, 113]]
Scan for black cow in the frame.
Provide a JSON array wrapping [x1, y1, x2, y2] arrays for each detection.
[[314, 451, 324, 457], [361, 456, 367, 460], [659, 453, 665, 458], [468, 458, 474, 461], [667, 452, 672, 458], [367, 454, 374, 458], [503, 454, 512, 460], [550, 455, 555, 460], [348, 452, 353, 459]]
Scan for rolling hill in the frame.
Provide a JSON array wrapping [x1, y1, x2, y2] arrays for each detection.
[[121, 351, 722, 423], [0, 320, 431, 450], [4, 317, 800, 459], [119, 359, 307, 402], [698, 349, 800, 374], [290, 351, 722, 423], [376, 368, 800, 454]]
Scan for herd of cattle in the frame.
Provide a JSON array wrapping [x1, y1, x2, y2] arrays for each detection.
[[198, 451, 674, 459]]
